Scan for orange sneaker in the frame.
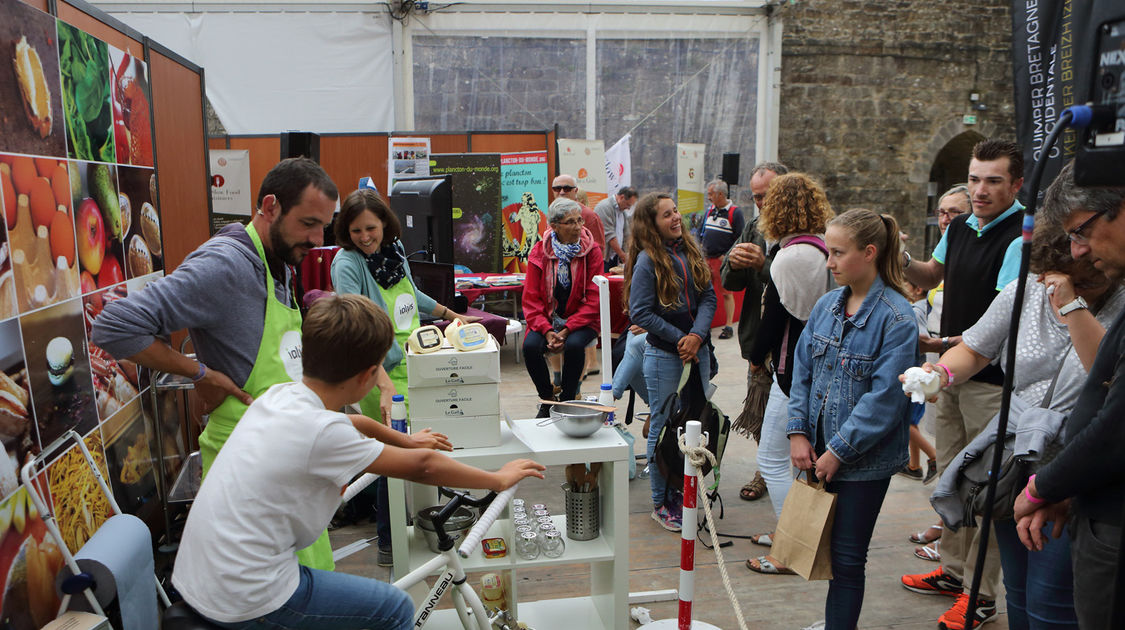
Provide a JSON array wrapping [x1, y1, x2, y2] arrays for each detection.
[[937, 593, 997, 629], [900, 566, 962, 596]]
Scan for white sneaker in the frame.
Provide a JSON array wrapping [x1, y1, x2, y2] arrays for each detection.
[[801, 621, 825, 630]]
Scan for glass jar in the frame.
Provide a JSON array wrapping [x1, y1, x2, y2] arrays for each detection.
[[540, 529, 566, 558], [537, 521, 556, 534], [515, 531, 540, 560], [512, 515, 530, 528], [536, 516, 553, 526], [533, 509, 550, 518], [511, 499, 526, 509], [531, 504, 546, 511]]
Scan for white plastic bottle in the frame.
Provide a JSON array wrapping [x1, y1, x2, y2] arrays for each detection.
[[599, 383, 615, 426], [390, 394, 408, 433]]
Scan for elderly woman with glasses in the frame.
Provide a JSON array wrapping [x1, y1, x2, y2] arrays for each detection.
[[523, 198, 603, 417]]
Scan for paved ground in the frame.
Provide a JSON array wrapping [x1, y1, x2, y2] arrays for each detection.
[[333, 328, 1009, 629]]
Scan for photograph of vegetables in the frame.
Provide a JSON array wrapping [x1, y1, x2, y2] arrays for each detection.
[[1, 153, 80, 314], [57, 21, 114, 164], [0, 481, 64, 629], [109, 47, 154, 167], [19, 297, 98, 449], [83, 284, 140, 420], [0, 0, 67, 158]]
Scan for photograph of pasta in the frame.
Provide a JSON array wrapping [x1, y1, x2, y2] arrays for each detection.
[[46, 429, 111, 554]]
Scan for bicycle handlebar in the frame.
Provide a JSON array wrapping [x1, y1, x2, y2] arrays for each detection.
[[458, 484, 518, 558]]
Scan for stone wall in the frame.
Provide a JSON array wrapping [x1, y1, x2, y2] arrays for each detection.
[[774, 0, 1016, 249]]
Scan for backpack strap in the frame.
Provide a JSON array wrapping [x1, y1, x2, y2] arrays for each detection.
[[783, 234, 828, 255]]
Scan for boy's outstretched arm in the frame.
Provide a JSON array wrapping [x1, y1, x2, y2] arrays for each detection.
[[348, 414, 453, 451], [369, 447, 545, 492]]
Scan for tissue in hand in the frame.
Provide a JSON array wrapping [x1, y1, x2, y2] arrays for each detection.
[[902, 366, 941, 403]]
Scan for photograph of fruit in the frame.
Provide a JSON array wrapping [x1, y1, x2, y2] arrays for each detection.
[[83, 285, 139, 419], [117, 165, 162, 279], [19, 297, 97, 449], [0, 320, 34, 500], [99, 398, 155, 514], [1, 153, 80, 314], [0, 481, 64, 629], [108, 47, 153, 167], [45, 429, 111, 555], [0, 223, 15, 321], [70, 160, 127, 292], [0, 0, 67, 158], [56, 21, 114, 164]]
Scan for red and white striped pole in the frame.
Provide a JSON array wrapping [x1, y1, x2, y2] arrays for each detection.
[[678, 420, 702, 628], [638, 420, 719, 630]]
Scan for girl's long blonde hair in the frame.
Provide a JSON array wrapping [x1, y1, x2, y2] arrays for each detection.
[[623, 192, 711, 310]]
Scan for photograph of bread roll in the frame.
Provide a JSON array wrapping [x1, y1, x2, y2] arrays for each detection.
[[0, 0, 66, 156]]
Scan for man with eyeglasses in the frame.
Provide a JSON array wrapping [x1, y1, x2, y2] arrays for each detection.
[[552, 174, 605, 254], [900, 139, 1025, 629], [720, 160, 788, 503], [1011, 159, 1125, 629]]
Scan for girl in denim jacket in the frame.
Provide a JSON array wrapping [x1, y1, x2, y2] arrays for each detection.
[[625, 192, 717, 532], [787, 209, 917, 629]]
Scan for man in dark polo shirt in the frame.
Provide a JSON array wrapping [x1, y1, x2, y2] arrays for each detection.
[[1014, 160, 1125, 629], [899, 139, 1025, 629]]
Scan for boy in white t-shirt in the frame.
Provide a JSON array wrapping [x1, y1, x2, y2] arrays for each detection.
[[171, 294, 545, 629]]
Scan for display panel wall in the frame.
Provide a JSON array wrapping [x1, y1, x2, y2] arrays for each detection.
[[0, 0, 207, 624]]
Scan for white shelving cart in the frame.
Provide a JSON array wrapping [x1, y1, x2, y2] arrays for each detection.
[[387, 419, 630, 629]]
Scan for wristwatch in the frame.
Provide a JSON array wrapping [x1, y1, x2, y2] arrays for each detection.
[[1059, 296, 1088, 316]]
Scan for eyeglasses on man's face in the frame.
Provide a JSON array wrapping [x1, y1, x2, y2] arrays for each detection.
[[1068, 209, 1108, 245], [552, 185, 576, 193], [555, 217, 584, 226]]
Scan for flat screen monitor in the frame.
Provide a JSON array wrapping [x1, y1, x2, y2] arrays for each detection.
[[409, 260, 456, 318], [390, 176, 453, 264]]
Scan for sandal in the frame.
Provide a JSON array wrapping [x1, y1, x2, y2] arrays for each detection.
[[914, 541, 941, 561], [908, 524, 942, 544], [739, 472, 767, 501], [750, 532, 773, 547], [746, 556, 795, 575]]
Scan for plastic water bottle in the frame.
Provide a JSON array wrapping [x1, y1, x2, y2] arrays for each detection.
[[390, 394, 408, 433], [599, 383, 615, 426]]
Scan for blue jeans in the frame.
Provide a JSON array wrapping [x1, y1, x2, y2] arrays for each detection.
[[824, 476, 891, 630], [523, 327, 598, 402], [643, 343, 710, 509], [993, 518, 1078, 629], [208, 565, 413, 629], [612, 331, 649, 403]]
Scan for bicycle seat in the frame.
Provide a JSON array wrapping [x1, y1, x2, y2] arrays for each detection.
[[162, 601, 224, 630]]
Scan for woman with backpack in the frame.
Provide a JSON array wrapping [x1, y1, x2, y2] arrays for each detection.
[[625, 192, 716, 532], [744, 173, 836, 574], [788, 208, 918, 629], [901, 205, 1123, 630]]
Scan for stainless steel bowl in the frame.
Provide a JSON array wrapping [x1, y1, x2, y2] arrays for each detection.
[[545, 403, 606, 438]]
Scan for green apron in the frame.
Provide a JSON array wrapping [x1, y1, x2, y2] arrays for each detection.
[[198, 224, 334, 571], [358, 275, 421, 420]]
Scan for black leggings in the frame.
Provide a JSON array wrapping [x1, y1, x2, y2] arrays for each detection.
[[523, 327, 598, 402]]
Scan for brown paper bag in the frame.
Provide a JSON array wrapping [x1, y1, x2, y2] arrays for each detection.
[[771, 474, 837, 581]]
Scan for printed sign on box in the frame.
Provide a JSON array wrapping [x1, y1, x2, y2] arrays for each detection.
[[406, 336, 500, 388]]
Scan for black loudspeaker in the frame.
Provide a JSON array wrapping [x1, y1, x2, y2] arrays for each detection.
[[721, 153, 740, 186], [280, 131, 320, 162]]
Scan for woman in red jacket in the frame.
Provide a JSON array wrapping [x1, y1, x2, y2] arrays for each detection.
[[523, 198, 603, 417]]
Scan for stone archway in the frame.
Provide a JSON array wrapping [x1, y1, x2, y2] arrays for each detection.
[[910, 121, 994, 254]]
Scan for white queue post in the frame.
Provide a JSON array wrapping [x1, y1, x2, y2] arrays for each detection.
[[638, 420, 720, 630], [593, 274, 612, 387]]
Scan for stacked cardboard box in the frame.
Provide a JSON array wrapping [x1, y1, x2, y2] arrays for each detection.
[[406, 336, 501, 448]]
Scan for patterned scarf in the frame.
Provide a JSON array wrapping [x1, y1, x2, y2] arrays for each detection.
[[551, 233, 581, 288], [363, 242, 407, 290]]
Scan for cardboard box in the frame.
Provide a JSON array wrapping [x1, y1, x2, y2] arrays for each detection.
[[406, 336, 500, 387], [408, 382, 500, 419], [41, 613, 112, 630], [411, 413, 501, 449]]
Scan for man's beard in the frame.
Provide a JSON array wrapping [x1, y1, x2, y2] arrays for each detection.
[[269, 220, 313, 266]]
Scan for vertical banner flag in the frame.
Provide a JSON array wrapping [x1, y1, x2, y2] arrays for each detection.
[[1010, 1, 1113, 199], [500, 151, 550, 273], [604, 134, 632, 195], [676, 143, 706, 232], [558, 138, 609, 207], [388, 136, 431, 192], [210, 149, 252, 228], [430, 153, 503, 274]]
